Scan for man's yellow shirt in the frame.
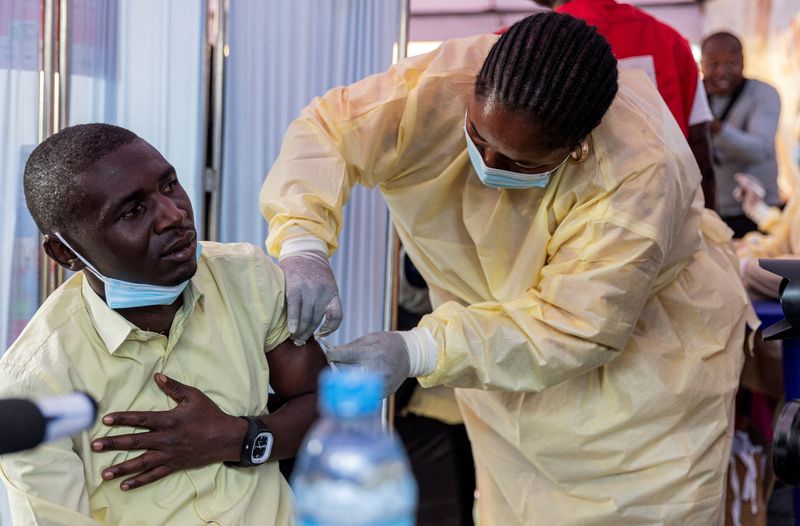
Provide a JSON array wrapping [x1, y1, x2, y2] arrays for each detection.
[[0, 242, 294, 526]]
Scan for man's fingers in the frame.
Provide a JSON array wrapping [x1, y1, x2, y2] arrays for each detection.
[[102, 410, 166, 429], [155, 373, 190, 404], [92, 431, 158, 452], [101, 450, 167, 482], [317, 295, 343, 336], [120, 464, 174, 491]]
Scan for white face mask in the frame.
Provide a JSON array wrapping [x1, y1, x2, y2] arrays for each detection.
[[54, 232, 200, 309], [464, 122, 568, 189]]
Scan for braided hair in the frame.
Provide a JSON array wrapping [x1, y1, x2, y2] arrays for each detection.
[[475, 11, 618, 149]]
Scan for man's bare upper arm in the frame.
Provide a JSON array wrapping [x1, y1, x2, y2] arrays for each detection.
[[266, 339, 328, 401]]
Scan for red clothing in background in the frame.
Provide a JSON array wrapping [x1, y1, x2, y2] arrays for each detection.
[[558, 0, 698, 137], [500, 0, 701, 137]]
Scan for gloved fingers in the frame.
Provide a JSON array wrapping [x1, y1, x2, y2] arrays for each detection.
[[296, 322, 318, 346], [295, 294, 318, 345], [285, 288, 302, 337], [328, 362, 364, 374], [317, 295, 343, 337], [325, 344, 360, 365], [295, 297, 324, 344]]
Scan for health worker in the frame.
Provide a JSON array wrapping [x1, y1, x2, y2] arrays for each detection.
[[261, 12, 752, 525]]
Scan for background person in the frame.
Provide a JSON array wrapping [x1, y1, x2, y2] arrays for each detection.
[[702, 31, 782, 238]]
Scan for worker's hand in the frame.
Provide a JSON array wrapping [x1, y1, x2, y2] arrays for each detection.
[[279, 250, 343, 345], [91, 373, 246, 491], [733, 173, 770, 224], [327, 332, 411, 396]]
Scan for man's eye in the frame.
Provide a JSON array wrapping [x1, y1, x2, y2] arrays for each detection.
[[121, 204, 144, 220], [163, 181, 176, 193]]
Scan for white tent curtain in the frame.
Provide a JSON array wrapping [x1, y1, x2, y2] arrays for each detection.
[[68, 0, 207, 212], [0, 1, 40, 353], [0, 1, 40, 519], [221, 0, 402, 345]]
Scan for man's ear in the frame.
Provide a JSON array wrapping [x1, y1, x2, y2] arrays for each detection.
[[43, 234, 86, 272]]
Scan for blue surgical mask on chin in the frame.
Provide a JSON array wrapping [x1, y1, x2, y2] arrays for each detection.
[[54, 232, 201, 310], [464, 125, 568, 189]]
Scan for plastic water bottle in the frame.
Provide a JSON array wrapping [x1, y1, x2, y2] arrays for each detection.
[[291, 368, 418, 526]]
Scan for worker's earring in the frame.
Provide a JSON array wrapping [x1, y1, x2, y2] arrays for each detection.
[[68, 259, 77, 269], [570, 140, 589, 163]]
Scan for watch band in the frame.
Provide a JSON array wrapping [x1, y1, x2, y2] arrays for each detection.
[[225, 416, 272, 468]]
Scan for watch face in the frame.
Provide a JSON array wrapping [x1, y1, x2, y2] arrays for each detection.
[[250, 431, 273, 464]]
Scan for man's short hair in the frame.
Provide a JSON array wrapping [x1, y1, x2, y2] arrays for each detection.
[[23, 123, 139, 234], [701, 31, 743, 54]]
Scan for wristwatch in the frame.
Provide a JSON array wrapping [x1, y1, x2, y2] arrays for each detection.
[[225, 416, 273, 467]]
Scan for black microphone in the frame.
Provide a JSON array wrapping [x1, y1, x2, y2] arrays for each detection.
[[0, 392, 97, 455]]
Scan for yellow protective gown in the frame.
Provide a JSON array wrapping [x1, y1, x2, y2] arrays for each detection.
[[738, 196, 800, 258], [261, 34, 751, 525], [736, 197, 800, 298]]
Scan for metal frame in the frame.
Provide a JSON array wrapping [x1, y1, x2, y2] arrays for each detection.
[[38, 0, 68, 303], [56, 0, 69, 289], [381, 0, 411, 432], [203, 0, 227, 242], [58, 0, 69, 133]]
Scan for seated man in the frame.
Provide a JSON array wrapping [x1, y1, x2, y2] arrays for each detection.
[[0, 123, 327, 525]]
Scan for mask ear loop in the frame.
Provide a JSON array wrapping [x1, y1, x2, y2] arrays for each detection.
[[53, 232, 105, 282], [570, 139, 590, 163]]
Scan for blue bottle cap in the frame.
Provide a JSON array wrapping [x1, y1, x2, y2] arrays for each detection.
[[319, 368, 383, 417]]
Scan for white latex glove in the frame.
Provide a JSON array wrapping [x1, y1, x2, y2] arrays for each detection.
[[278, 250, 343, 345], [733, 173, 771, 225], [326, 330, 437, 396]]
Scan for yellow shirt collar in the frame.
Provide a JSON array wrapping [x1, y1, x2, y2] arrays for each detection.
[[80, 273, 204, 355]]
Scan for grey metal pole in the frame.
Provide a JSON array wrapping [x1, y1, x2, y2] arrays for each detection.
[[381, 0, 410, 433], [54, 0, 69, 289], [205, 0, 227, 242], [39, 0, 57, 142], [38, 0, 59, 304], [58, 0, 69, 132], [198, 0, 212, 241]]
